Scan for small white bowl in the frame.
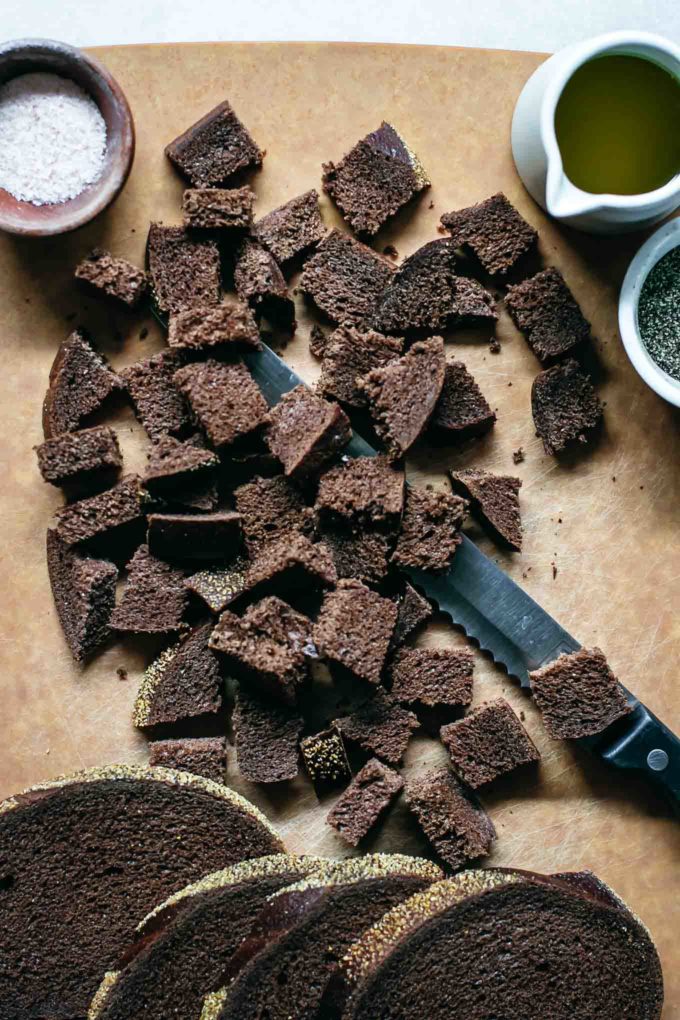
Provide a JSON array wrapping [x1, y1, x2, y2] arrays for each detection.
[[619, 218, 680, 407]]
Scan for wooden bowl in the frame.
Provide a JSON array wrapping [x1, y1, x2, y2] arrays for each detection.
[[0, 38, 135, 237]]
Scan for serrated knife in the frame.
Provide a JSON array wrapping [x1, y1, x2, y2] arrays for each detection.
[[245, 343, 680, 809]]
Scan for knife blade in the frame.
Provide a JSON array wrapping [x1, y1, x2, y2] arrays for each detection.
[[245, 342, 680, 808]]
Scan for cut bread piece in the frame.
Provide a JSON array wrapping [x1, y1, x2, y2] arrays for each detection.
[[46, 529, 118, 661], [253, 189, 326, 266], [234, 474, 314, 557], [531, 359, 603, 456], [206, 854, 442, 1020], [327, 758, 403, 846], [389, 582, 433, 650], [89, 855, 325, 1020], [148, 737, 227, 785], [167, 301, 260, 352], [318, 524, 391, 586], [359, 337, 446, 459], [333, 868, 663, 1020], [42, 329, 121, 438], [209, 609, 305, 705], [322, 122, 430, 236], [36, 425, 122, 488], [133, 623, 223, 729], [75, 248, 148, 307], [318, 324, 403, 409], [440, 698, 541, 788], [315, 455, 404, 528], [404, 767, 496, 868], [430, 361, 496, 440], [335, 688, 419, 766], [147, 223, 221, 316], [174, 359, 270, 451], [143, 435, 218, 497], [314, 579, 398, 685], [440, 192, 538, 276], [185, 559, 248, 614], [120, 351, 192, 443], [300, 727, 352, 792], [182, 185, 256, 229], [243, 532, 337, 600], [233, 686, 304, 783], [111, 544, 187, 634], [391, 485, 467, 572], [389, 647, 474, 711], [0, 766, 283, 1020], [234, 237, 296, 330], [165, 100, 263, 187], [54, 474, 146, 547], [147, 512, 243, 563], [506, 267, 591, 363], [529, 646, 632, 739], [449, 468, 522, 551], [266, 384, 351, 480], [300, 229, 395, 324]]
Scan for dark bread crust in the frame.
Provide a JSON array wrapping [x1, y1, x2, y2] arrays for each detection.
[[46, 529, 118, 661], [165, 100, 263, 186], [133, 623, 222, 729], [389, 583, 433, 651], [0, 767, 282, 1020], [147, 512, 243, 563]]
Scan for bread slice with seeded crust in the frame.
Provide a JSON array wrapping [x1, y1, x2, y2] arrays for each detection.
[[0, 765, 284, 1020], [330, 867, 663, 1020], [203, 854, 442, 1020], [88, 855, 327, 1020]]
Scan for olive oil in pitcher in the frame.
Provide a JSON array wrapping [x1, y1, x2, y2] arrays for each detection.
[[554, 55, 680, 196]]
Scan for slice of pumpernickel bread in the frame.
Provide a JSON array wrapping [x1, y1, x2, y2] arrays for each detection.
[[430, 361, 496, 440], [449, 468, 523, 551], [42, 329, 121, 438], [389, 647, 474, 711], [165, 100, 263, 187], [36, 425, 122, 488], [133, 623, 223, 729], [332, 868, 663, 1020], [266, 384, 351, 479], [440, 698, 541, 788], [404, 767, 496, 869], [143, 435, 218, 496], [148, 736, 228, 785], [204, 854, 442, 1020], [0, 766, 283, 1020], [529, 646, 632, 739], [209, 609, 305, 705], [147, 223, 221, 316], [300, 229, 395, 324], [111, 544, 187, 634], [300, 727, 352, 792], [440, 192, 538, 276], [314, 579, 398, 685], [46, 529, 118, 661], [89, 855, 325, 1020], [359, 337, 446, 459], [391, 485, 467, 572], [531, 358, 603, 456], [318, 324, 403, 408], [120, 351, 192, 443], [327, 758, 403, 846], [147, 512, 243, 562], [185, 559, 248, 613], [253, 189, 326, 266]]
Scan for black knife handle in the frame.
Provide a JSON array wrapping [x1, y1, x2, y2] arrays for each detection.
[[598, 703, 680, 810]]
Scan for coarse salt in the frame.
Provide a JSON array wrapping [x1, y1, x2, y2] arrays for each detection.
[[0, 72, 107, 206]]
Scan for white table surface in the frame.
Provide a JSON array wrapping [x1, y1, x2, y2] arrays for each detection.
[[2, 0, 679, 53]]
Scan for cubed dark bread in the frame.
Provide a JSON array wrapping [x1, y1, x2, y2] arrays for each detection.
[[322, 122, 430, 236], [133, 623, 222, 728], [531, 358, 603, 455], [335, 689, 419, 766], [309, 323, 329, 358], [449, 468, 523, 551], [234, 686, 304, 783], [147, 223, 221, 316], [529, 646, 632, 740], [430, 361, 496, 439], [391, 485, 467, 572], [440, 697, 540, 788], [389, 582, 433, 651], [147, 512, 242, 562], [234, 474, 314, 556], [335, 869, 663, 1020], [209, 609, 304, 704], [315, 579, 398, 686], [46, 529, 118, 661], [244, 531, 337, 601], [121, 351, 192, 442], [327, 758, 403, 846], [505, 267, 591, 363], [404, 767, 496, 868], [300, 229, 395, 324], [182, 186, 256, 229], [390, 647, 474, 710], [318, 324, 403, 408], [253, 189, 326, 265], [143, 435, 218, 496], [359, 337, 446, 459], [300, 727, 352, 791], [185, 558, 249, 613], [165, 100, 263, 187], [148, 737, 227, 785], [111, 544, 187, 634], [42, 329, 121, 439], [315, 455, 405, 527], [440, 192, 538, 276], [174, 359, 270, 450], [75, 248, 148, 308], [210, 855, 442, 1020], [89, 856, 323, 1020], [0, 766, 283, 1019], [266, 384, 351, 479], [234, 238, 296, 330], [167, 301, 261, 352], [318, 524, 391, 586], [36, 425, 122, 487], [243, 596, 315, 658], [372, 239, 496, 335], [54, 474, 145, 546]]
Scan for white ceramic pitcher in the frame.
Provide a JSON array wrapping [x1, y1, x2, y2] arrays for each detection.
[[511, 31, 680, 235]]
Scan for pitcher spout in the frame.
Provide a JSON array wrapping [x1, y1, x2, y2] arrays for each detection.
[[545, 161, 600, 222]]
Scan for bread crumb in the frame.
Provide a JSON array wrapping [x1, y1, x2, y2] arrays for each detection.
[[512, 447, 525, 464]]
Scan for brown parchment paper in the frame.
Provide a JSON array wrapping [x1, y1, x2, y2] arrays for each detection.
[[0, 41, 678, 1015]]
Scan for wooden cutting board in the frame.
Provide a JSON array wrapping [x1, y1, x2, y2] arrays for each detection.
[[0, 41, 678, 1015]]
